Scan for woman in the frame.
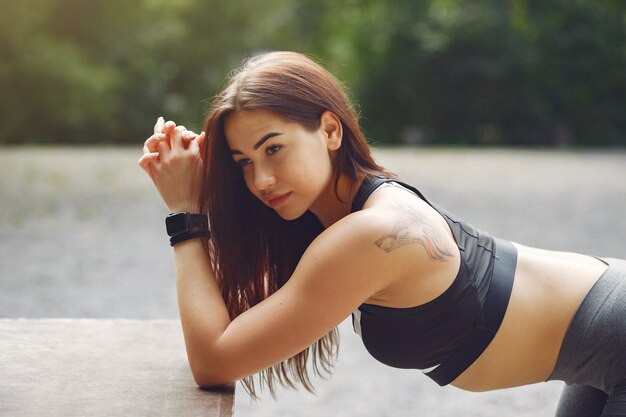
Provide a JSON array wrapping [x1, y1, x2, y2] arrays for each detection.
[[138, 51, 626, 416]]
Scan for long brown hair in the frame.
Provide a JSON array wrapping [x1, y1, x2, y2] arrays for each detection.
[[199, 51, 393, 398]]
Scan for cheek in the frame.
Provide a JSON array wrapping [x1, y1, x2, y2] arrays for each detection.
[[290, 150, 333, 194], [241, 169, 259, 196], [279, 158, 314, 191]]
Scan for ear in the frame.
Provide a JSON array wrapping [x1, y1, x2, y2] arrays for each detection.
[[320, 111, 343, 151]]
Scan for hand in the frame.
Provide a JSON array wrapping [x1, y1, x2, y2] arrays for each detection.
[[138, 117, 206, 212], [140, 117, 204, 168]]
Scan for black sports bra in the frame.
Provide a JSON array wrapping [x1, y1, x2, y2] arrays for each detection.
[[350, 176, 517, 385]]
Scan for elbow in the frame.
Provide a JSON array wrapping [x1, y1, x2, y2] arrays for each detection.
[[184, 336, 240, 388], [192, 371, 235, 389], [189, 357, 237, 389]]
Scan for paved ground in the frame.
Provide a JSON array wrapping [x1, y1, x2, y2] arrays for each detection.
[[1, 146, 625, 416]]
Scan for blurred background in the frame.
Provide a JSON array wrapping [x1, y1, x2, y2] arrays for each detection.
[[1, 0, 624, 146], [1, 1, 625, 416]]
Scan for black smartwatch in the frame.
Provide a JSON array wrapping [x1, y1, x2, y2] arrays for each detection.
[[165, 212, 210, 246]]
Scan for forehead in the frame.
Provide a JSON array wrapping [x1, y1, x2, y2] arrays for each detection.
[[225, 109, 292, 148]]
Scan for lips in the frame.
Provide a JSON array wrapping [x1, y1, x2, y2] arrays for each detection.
[[267, 192, 291, 208]]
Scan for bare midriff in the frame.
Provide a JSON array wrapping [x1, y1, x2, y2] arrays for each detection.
[[450, 242, 608, 391]]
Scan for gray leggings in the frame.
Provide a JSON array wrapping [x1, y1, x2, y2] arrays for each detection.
[[547, 257, 626, 417]]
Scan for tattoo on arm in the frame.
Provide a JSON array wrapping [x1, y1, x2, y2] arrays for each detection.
[[374, 203, 454, 262]]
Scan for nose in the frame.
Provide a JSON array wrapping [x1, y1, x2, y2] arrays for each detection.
[[253, 164, 276, 191]]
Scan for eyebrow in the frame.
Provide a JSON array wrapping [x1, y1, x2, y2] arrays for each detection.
[[230, 132, 284, 155]]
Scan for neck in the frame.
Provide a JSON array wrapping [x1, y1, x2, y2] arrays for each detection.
[[309, 173, 363, 228]]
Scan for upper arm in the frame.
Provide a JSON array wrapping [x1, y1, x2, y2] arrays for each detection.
[[204, 212, 401, 384]]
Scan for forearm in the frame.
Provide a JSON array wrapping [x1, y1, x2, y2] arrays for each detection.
[[174, 238, 231, 385], [140, 122, 231, 384]]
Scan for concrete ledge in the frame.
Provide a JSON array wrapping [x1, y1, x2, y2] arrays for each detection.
[[0, 319, 234, 417]]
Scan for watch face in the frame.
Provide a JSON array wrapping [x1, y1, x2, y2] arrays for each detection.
[[166, 212, 189, 236]]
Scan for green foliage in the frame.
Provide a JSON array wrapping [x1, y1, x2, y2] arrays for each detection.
[[0, 0, 296, 143], [352, 0, 626, 145], [0, 0, 624, 145]]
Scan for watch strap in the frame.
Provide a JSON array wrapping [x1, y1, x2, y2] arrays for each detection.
[[170, 230, 211, 247], [187, 214, 208, 233]]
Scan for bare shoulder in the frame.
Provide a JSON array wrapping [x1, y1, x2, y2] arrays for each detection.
[[359, 184, 458, 263], [296, 186, 459, 303], [292, 209, 403, 295], [325, 185, 461, 306]]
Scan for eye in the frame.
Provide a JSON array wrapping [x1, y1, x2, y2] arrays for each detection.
[[236, 158, 252, 168], [266, 144, 282, 155]]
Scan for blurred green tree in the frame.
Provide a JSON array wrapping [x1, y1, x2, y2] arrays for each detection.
[[350, 0, 626, 145], [0, 0, 297, 143], [0, 0, 623, 145]]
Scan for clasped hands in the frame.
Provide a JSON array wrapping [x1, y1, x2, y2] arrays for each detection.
[[138, 117, 206, 213]]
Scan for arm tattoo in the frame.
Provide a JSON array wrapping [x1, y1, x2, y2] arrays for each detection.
[[374, 202, 454, 262]]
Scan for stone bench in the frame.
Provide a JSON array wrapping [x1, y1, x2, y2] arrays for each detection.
[[0, 319, 234, 417]]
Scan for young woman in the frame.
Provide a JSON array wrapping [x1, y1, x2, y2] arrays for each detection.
[[138, 51, 626, 416]]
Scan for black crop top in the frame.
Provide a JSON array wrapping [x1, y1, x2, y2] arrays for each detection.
[[350, 176, 502, 371]]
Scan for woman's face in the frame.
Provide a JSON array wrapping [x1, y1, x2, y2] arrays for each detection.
[[225, 109, 339, 221]]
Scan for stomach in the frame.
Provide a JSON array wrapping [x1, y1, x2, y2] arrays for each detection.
[[450, 242, 608, 391]]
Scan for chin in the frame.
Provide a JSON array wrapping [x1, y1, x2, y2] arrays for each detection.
[[277, 212, 304, 221], [274, 207, 308, 222]]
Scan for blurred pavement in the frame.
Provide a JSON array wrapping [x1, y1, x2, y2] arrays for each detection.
[[1, 147, 625, 416]]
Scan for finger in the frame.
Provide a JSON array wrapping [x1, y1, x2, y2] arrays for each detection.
[[197, 131, 206, 159], [181, 130, 197, 141], [153, 116, 165, 135], [189, 135, 201, 154], [190, 139, 204, 165], [163, 121, 176, 133], [138, 152, 159, 169], [170, 126, 185, 151], [157, 138, 171, 159], [138, 153, 159, 181], [181, 130, 196, 148], [143, 133, 166, 154]]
